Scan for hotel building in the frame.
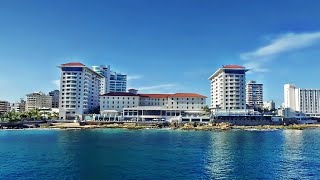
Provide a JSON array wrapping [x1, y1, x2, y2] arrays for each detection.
[[58, 62, 103, 120], [0, 101, 11, 114], [246, 80, 263, 108], [26, 92, 52, 111], [209, 65, 248, 111], [284, 84, 320, 117], [99, 89, 207, 120], [100, 92, 140, 113], [92, 65, 127, 94]]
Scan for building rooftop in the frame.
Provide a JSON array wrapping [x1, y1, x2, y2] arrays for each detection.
[[100, 92, 139, 96], [61, 62, 86, 67], [101, 92, 207, 98], [209, 65, 249, 80], [59, 62, 104, 78], [222, 64, 245, 69], [169, 93, 207, 98], [140, 93, 207, 98]]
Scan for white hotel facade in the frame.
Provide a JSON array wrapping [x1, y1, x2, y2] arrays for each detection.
[[58, 62, 102, 120], [209, 65, 248, 112], [99, 89, 207, 121], [284, 84, 320, 117]]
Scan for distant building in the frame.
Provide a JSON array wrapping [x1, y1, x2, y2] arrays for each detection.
[[0, 101, 11, 114], [59, 62, 102, 120], [92, 65, 127, 94], [263, 101, 275, 111], [284, 84, 320, 117], [246, 80, 263, 108], [11, 99, 26, 112], [100, 89, 206, 114], [110, 71, 127, 93], [49, 90, 60, 108], [26, 92, 52, 111], [209, 65, 248, 111]]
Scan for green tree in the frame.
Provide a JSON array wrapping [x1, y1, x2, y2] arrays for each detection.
[[202, 105, 211, 115], [51, 112, 59, 120], [0, 112, 4, 121], [5, 111, 21, 122], [28, 108, 41, 120]]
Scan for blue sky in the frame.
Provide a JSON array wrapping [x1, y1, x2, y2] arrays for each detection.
[[1, 0, 320, 107]]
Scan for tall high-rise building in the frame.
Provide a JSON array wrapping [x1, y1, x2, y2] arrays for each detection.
[[49, 90, 60, 108], [0, 101, 11, 114], [26, 92, 52, 111], [284, 84, 320, 117], [92, 65, 127, 94], [246, 80, 263, 108], [209, 65, 249, 110], [59, 62, 102, 120]]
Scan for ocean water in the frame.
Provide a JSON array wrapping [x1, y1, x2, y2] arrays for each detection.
[[1, 129, 320, 179]]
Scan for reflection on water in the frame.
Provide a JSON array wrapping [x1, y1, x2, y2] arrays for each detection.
[[280, 130, 306, 178], [207, 130, 286, 179], [207, 132, 235, 178]]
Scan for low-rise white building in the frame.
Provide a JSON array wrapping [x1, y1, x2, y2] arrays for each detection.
[[100, 92, 140, 113], [99, 90, 207, 116]]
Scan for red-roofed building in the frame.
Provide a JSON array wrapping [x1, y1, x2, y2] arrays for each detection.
[[99, 90, 207, 114], [58, 62, 103, 120], [209, 65, 249, 111], [222, 65, 245, 69], [61, 62, 86, 67]]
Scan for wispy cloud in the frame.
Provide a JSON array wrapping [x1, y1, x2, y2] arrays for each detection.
[[241, 31, 320, 73], [52, 80, 60, 89], [127, 75, 143, 81]]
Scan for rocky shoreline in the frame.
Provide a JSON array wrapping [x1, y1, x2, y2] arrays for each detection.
[[37, 122, 320, 131]]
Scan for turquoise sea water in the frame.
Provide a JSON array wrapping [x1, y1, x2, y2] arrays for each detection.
[[1, 129, 320, 179]]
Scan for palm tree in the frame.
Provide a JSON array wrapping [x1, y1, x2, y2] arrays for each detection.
[[27, 108, 41, 120], [51, 112, 59, 120], [20, 112, 28, 120], [0, 112, 4, 122], [202, 105, 211, 115], [6, 111, 21, 122]]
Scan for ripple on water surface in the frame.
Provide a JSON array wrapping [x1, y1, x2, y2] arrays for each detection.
[[1, 129, 320, 179]]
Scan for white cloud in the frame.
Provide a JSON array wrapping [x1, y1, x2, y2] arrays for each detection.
[[127, 75, 143, 81], [240, 31, 320, 73], [241, 32, 320, 60], [52, 80, 60, 89], [244, 61, 270, 73]]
